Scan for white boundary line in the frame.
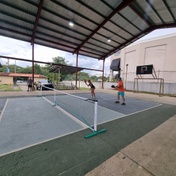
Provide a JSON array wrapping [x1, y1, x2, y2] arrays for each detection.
[[0, 128, 86, 157], [0, 99, 8, 123], [96, 103, 163, 125], [126, 103, 162, 117]]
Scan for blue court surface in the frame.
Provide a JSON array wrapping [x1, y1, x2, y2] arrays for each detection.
[[0, 92, 161, 156]]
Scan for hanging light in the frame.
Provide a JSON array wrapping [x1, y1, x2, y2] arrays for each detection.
[[107, 38, 111, 42], [69, 21, 74, 27]]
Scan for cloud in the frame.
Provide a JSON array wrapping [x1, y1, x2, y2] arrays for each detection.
[[0, 36, 110, 76]]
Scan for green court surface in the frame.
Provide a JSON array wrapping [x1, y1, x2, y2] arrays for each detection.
[[0, 103, 176, 176]]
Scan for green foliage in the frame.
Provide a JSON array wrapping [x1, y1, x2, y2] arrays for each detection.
[[52, 56, 70, 65], [47, 73, 59, 83], [34, 64, 42, 74], [64, 72, 90, 81], [0, 57, 109, 82], [0, 84, 22, 91]]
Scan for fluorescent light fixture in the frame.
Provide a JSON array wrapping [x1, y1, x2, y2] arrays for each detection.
[[69, 21, 74, 26], [107, 39, 111, 42]]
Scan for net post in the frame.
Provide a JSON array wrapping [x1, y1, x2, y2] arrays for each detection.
[[53, 88, 57, 106], [94, 101, 98, 131], [40, 84, 43, 96]]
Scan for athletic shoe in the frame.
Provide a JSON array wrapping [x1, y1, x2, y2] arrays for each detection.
[[115, 101, 119, 103], [121, 103, 126, 105]]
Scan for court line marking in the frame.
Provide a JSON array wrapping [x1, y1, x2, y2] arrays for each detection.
[[96, 103, 163, 125], [0, 99, 8, 123], [98, 94, 161, 103], [0, 128, 87, 158], [126, 103, 163, 117]]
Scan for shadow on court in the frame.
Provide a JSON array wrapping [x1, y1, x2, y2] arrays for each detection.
[[0, 92, 176, 176]]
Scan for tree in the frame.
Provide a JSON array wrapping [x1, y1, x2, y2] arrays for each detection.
[[34, 64, 42, 74], [47, 56, 72, 83], [52, 56, 69, 65]]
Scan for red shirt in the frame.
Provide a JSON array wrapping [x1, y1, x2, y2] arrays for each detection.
[[117, 80, 125, 92]]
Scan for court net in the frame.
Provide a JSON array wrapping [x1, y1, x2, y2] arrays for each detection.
[[40, 85, 106, 138]]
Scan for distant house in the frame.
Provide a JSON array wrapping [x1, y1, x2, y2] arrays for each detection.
[[0, 73, 46, 84]]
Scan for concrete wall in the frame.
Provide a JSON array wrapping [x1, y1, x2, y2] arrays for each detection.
[[109, 34, 176, 95], [110, 34, 176, 84], [0, 76, 13, 84], [63, 80, 176, 95]]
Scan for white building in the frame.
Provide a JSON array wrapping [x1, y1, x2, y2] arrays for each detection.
[[110, 34, 176, 95]]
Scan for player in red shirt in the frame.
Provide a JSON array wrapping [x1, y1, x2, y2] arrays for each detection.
[[115, 77, 126, 105]]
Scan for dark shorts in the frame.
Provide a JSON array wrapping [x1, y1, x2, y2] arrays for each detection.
[[28, 85, 32, 88], [91, 85, 95, 89]]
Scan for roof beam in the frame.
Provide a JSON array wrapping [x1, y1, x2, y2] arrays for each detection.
[[74, 0, 135, 54], [102, 22, 176, 59], [76, 0, 131, 40], [0, 55, 102, 72], [162, 0, 176, 23], [31, 0, 44, 44], [129, 3, 153, 27], [118, 12, 142, 32], [100, 0, 142, 32], [145, 0, 165, 24]]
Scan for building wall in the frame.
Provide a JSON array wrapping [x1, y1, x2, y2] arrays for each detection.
[[0, 76, 45, 85], [0, 76, 13, 84], [110, 34, 176, 94]]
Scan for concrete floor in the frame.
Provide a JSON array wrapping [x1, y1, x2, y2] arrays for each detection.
[[0, 88, 176, 176]]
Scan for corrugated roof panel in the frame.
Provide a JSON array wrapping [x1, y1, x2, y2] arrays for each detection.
[[92, 33, 119, 48], [34, 39, 75, 53], [88, 38, 115, 51], [81, 0, 112, 17], [35, 33, 79, 48], [0, 0, 38, 15], [36, 27, 81, 45], [47, 0, 101, 30], [137, 0, 162, 25], [104, 21, 132, 40], [40, 10, 93, 37], [152, 1, 174, 23], [78, 50, 100, 59], [0, 3, 35, 30], [0, 13, 31, 30], [91, 33, 110, 43], [0, 30, 30, 43], [83, 43, 109, 54], [74, 1, 105, 24], [38, 18, 87, 41], [158, 10, 174, 23], [98, 28, 126, 44], [111, 13, 139, 35], [80, 46, 105, 56], [169, 1, 176, 19], [111, 13, 127, 27], [120, 7, 149, 30]]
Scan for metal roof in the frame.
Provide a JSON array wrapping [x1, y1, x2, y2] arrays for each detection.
[[0, 0, 176, 61], [50, 65, 84, 74]]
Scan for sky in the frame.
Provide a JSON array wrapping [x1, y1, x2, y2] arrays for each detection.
[[0, 28, 176, 76]]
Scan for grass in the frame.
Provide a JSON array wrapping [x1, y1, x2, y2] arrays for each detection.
[[79, 87, 90, 90], [0, 84, 22, 92]]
